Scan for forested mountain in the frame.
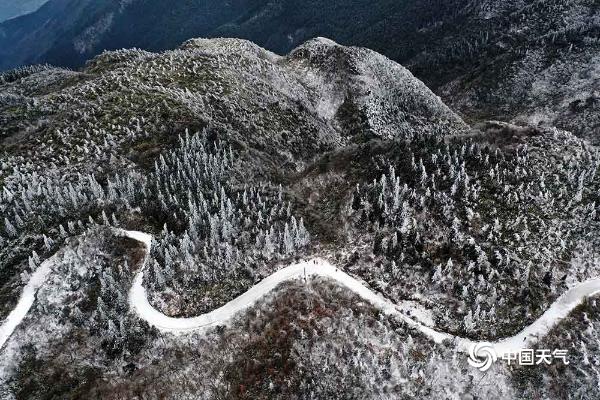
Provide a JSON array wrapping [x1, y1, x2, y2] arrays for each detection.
[[0, 0, 598, 141], [0, 0, 46, 22], [1, 37, 599, 399], [1, 1, 599, 398]]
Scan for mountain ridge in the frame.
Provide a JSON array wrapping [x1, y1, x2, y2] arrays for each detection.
[[1, 0, 597, 142], [0, 0, 47, 23]]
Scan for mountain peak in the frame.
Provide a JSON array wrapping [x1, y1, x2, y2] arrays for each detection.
[[78, 37, 467, 148]]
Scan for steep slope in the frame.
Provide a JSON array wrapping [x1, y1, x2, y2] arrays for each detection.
[[0, 0, 116, 70], [0, 0, 261, 71], [430, 0, 600, 143]]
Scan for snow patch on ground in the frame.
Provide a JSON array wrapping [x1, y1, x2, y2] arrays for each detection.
[[397, 300, 435, 327]]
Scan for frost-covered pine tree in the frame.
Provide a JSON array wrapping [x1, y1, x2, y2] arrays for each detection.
[[4, 218, 17, 238], [296, 217, 310, 247], [283, 222, 294, 254], [263, 228, 276, 258], [43, 234, 54, 251]]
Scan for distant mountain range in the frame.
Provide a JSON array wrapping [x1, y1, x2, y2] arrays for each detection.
[[0, 0, 46, 22], [0, 0, 598, 140]]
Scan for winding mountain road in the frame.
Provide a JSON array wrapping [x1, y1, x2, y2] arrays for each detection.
[[125, 230, 600, 357], [2, 229, 600, 362], [0, 257, 54, 350]]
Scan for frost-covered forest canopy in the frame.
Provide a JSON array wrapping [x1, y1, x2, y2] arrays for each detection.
[[0, 8, 599, 400]]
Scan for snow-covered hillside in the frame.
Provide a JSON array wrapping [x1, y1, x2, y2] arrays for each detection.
[[0, 37, 599, 399]]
